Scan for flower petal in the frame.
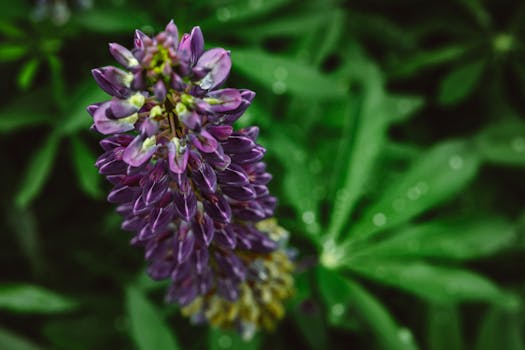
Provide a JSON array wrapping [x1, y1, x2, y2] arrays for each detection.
[[195, 48, 231, 90], [122, 135, 158, 167]]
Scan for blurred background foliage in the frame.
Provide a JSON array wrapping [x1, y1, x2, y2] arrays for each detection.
[[1, 0, 524, 349]]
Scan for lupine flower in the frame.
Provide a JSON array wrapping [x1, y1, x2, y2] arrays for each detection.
[[181, 219, 294, 339], [90, 21, 284, 308]]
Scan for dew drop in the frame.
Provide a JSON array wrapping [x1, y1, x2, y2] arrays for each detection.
[[272, 81, 287, 95], [331, 303, 345, 317], [273, 66, 288, 81], [216, 7, 232, 22], [302, 211, 315, 225], [398, 328, 413, 344], [511, 137, 525, 153], [218, 335, 232, 349], [417, 181, 429, 194], [448, 155, 464, 170], [372, 212, 387, 227], [407, 186, 421, 200]]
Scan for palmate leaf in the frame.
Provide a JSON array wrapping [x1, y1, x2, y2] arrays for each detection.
[[232, 49, 347, 99], [126, 286, 179, 350], [317, 267, 418, 350], [351, 216, 516, 261], [345, 259, 508, 305], [348, 140, 481, 241], [0, 284, 77, 313]]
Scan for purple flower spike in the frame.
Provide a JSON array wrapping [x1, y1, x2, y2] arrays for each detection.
[[90, 20, 287, 316]]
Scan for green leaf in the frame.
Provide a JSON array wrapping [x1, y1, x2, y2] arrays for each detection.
[[346, 259, 508, 304], [350, 140, 481, 241], [208, 328, 261, 350], [0, 43, 28, 62], [324, 59, 387, 242], [317, 267, 417, 350], [70, 137, 102, 199], [0, 327, 43, 350], [17, 58, 40, 91], [126, 286, 179, 350], [353, 216, 516, 260], [437, 60, 485, 105], [47, 55, 66, 112], [0, 284, 77, 313], [15, 132, 61, 208], [266, 129, 321, 239], [289, 272, 329, 350], [475, 305, 524, 350], [238, 11, 333, 39], [390, 45, 469, 78], [59, 82, 108, 135], [72, 8, 153, 33], [0, 103, 54, 133], [475, 120, 525, 166], [384, 95, 425, 124], [201, 0, 290, 28], [428, 304, 463, 350], [232, 49, 347, 98]]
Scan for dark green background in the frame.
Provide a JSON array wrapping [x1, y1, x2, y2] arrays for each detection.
[[0, 0, 524, 349]]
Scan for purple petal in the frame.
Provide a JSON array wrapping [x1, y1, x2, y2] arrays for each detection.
[[134, 30, 152, 49], [94, 102, 137, 135], [202, 146, 231, 170], [216, 164, 249, 186], [205, 88, 242, 113], [221, 184, 256, 201], [109, 42, 139, 69], [165, 20, 179, 45], [151, 204, 175, 233], [173, 190, 197, 222], [168, 138, 189, 174], [190, 130, 218, 153], [192, 212, 214, 246], [194, 245, 209, 274], [229, 146, 265, 164], [195, 48, 231, 90], [122, 135, 158, 167], [203, 194, 231, 223], [177, 26, 204, 64], [107, 185, 137, 204], [154, 80, 167, 102], [214, 226, 236, 249], [221, 135, 255, 153], [207, 125, 232, 140], [191, 163, 217, 194], [91, 66, 132, 99], [176, 230, 195, 264]]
